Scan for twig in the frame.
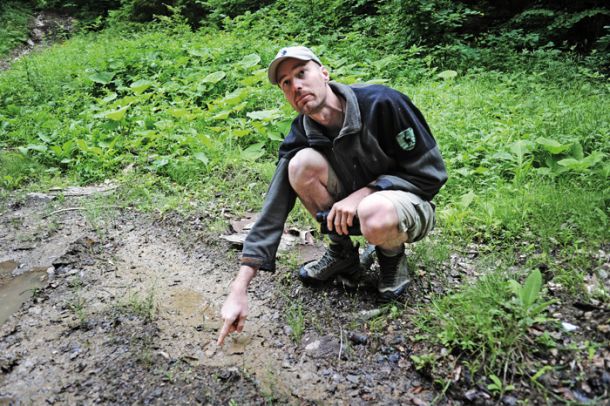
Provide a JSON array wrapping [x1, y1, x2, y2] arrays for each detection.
[[43, 205, 124, 218], [338, 326, 344, 362]]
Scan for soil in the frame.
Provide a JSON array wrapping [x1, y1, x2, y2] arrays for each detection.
[[0, 190, 438, 405], [1, 187, 608, 405]]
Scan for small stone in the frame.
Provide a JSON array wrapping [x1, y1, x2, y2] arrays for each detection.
[[561, 322, 579, 332], [464, 389, 479, 401], [597, 324, 610, 334], [502, 395, 518, 406], [283, 325, 293, 336], [348, 331, 368, 345], [346, 374, 359, 384], [601, 371, 610, 386], [388, 353, 400, 363]]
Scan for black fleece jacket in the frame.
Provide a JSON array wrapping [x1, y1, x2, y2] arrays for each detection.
[[240, 82, 447, 271]]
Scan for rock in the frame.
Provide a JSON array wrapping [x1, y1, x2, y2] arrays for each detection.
[[561, 322, 579, 332], [346, 374, 359, 384], [304, 335, 340, 359], [348, 331, 368, 345], [596, 324, 610, 334], [502, 395, 518, 406], [27, 192, 54, 202], [358, 308, 383, 321], [388, 353, 400, 363], [572, 389, 591, 404], [283, 325, 293, 336], [464, 389, 480, 401]]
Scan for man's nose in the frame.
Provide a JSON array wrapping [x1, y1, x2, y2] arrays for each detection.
[[292, 78, 303, 92]]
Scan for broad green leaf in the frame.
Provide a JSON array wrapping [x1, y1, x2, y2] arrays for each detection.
[[102, 105, 129, 121], [102, 92, 118, 103], [88, 71, 115, 85], [509, 140, 534, 160], [239, 53, 261, 69], [188, 48, 209, 58], [232, 129, 251, 137], [268, 131, 283, 141], [130, 79, 153, 95], [458, 191, 476, 209], [508, 280, 521, 297], [536, 137, 571, 154], [17, 147, 28, 155], [212, 111, 231, 121], [202, 71, 226, 84], [220, 88, 247, 106], [247, 109, 281, 121], [75, 139, 89, 152], [193, 152, 209, 165], [570, 143, 584, 160], [153, 157, 169, 168], [521, 269, 542, 309], [365, 78, 389, 84], [437, 70, 458, 80], [240, 68, 266, 86], [581, 150, 604, 166], [169, 108, 190, 118], [38, 133, 52, 143], [27, 144, 47, 152], [241, 142, 265, 161]]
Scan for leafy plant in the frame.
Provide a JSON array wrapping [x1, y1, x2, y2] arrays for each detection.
[[286, 302, 305, 343]]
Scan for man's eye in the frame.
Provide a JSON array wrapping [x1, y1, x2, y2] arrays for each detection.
[[297, 70, 305, 78]]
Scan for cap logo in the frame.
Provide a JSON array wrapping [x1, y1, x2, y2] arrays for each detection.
[[281, 49, 287, 56]]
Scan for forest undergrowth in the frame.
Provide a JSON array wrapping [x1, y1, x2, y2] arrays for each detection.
[[1, 2, 609, 403]]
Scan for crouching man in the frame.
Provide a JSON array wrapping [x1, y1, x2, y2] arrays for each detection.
[[217, 46, 447, 345]]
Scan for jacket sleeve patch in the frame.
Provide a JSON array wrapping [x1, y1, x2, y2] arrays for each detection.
[[397, 127, 416, 151]]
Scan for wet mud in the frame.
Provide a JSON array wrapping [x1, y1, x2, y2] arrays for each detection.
[[0, 191, 436, 405]]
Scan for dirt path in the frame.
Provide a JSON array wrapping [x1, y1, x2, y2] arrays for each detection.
[[0, 10, 74, 71], [0, 190, 436, 404]]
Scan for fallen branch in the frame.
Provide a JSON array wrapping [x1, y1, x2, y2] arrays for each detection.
[[43, 205, 124, 218]]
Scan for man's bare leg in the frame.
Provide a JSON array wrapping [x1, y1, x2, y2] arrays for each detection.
[[288, 148, 359, 282], [358, 194, 410, 301], [287, 148, 335, 216]]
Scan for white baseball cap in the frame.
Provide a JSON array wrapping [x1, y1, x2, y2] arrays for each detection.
[[267, 46, 322, 85]]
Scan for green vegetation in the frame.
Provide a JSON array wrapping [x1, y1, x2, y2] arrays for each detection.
[[0, 0, 608, 401], [0, 2, 33, 57], [285, 301, 305, 342]]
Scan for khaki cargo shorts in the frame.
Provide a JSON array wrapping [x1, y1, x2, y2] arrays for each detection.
[[327, 166, 435, 243]]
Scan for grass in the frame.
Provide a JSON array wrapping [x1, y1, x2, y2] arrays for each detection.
[[0, 9, 608, 401], [285, 301, 305, 343], [114, 287, 157, 323], [0, 1, 32, 57]]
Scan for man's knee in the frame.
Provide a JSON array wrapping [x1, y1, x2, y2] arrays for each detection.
[[358, 195, 401, 246], [288, 148, 328, 189]]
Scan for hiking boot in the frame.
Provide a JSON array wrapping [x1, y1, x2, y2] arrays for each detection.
[[299, 242, 360, 284], [376, 247, 410, 302]]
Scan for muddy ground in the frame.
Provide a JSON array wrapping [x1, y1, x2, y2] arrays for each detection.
[[0, 188, 444, 405], [1, 187, 609, 405]]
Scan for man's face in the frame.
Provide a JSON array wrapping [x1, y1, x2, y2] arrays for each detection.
[[276, 59, 330, 115]]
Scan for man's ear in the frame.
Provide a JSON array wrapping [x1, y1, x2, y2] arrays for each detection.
[[321, 66, 330, 82]]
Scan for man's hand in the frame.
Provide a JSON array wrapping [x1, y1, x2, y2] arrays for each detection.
[[327, 186, 375, 235], [217, 265, 257, 346]]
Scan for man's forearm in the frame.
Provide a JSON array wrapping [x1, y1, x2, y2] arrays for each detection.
[[230, 265, 257, 293]]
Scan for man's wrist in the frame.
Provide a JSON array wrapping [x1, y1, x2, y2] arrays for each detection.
[[231, 265, 257, 293]]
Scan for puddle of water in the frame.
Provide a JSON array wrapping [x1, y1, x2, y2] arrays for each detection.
[[0, 260, 18, 278], [0, 270, 47, 325]]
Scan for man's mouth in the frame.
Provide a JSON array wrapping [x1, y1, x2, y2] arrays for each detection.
[[296, 93, 312, 105]]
